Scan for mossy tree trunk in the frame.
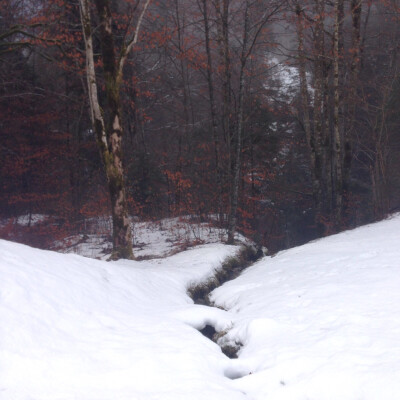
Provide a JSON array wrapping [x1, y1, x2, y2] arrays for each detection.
[[79, 0, 151, 260]]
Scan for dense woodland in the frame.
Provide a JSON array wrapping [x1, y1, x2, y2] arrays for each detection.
[[1, 0, 400, 258]]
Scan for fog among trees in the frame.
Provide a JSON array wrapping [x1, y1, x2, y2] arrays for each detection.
[[1, 0, 400, 257]]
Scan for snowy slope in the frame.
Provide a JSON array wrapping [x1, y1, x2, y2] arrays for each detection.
[[0, 241, 243, 400], [1, 215, 400, 400], [211, 215, 400, 400]]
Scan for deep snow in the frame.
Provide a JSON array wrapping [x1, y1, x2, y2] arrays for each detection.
[[1, 215, 400, 399], [212, 215, 400, 399]]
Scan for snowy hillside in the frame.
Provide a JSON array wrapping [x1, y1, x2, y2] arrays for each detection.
[[1, 215, 400, 399], [211, 215, 400, 399]]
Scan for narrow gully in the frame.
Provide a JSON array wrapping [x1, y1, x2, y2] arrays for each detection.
[[188, 244, 265, 359]]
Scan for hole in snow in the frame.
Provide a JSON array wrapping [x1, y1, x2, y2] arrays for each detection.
[[199, 324, 216, 340], [198, 325, 241, 359]]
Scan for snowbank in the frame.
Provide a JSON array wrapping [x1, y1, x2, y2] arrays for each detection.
[[211, 215, 400, 399], [0, 240, 242, 400], [2, 215, 400, 399]]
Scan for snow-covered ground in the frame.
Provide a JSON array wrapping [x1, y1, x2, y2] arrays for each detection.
[[212, 215, 400, 399], [1, 215, 400, 399], [58, 217, 247, 260], [0, 241, 241, 400]]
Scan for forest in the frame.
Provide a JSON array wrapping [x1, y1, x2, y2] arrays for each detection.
[[1, 0, 400, 258]]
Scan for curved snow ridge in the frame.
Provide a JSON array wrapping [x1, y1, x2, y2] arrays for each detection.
[[185, 244, 265, 357], [0, 240, 250, 400], [170, 305, 254, 381], [171, 304, 233, 332], [210, 215, 400, 400]]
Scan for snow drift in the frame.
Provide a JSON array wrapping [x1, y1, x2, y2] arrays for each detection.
[[1, 215, 400, 399]]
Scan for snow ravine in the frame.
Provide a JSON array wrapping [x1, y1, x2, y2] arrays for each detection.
[[1, 215, 400, 399], [0, 242, 243, 400]]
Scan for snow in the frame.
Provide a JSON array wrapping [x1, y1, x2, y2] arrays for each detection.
[[59, 217, 248, 260], [211, 215, 400, 399], [1, 215, 400, 399], [0, 241, 242, 400], [267, 57, 313, 104], [0, 214, 48, 228]]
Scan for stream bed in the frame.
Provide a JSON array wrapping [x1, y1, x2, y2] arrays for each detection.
[[188, 245, 264, 359]]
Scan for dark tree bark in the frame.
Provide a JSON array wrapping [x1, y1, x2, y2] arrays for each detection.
[[343, 0, 362, 201], [200, 0, 223, 224], [310, 0, 328, 234], [332, 0, 344, 227], [227, 2, 248, 244], [296, 3, 312, 157], [214, 0, 232, 151], [226, 0, 282, 243]]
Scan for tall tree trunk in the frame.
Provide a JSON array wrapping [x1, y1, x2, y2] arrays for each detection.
[[227, 2, 249, 244], [296, 4, 312, 158], [343, 0, 362, 210], [311, 0, 326, 234], [332, 0, 344, 227], [79, 0, 151, 259], [202, 0, 223, 225], [296, 2, 324, 226], [350, 0, 362, 87], [174, 0, 187, 210], [215, 0, 232, 176]]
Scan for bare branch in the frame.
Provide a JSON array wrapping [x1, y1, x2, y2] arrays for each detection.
[[118, 0, 152, 77]]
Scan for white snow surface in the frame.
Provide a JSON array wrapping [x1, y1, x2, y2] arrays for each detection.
[[1, 215, 400, 399], [212, 215, 400, 399], [59, 217, 248, 260], [0, 242, 241, 400]]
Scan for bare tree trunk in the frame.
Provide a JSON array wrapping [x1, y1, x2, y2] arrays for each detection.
[[225, 0, 281, 243], [174, 0, 188, 211], [296, 2, 322, 227], [227, 2, 249, 244], [311, 0, 326, 234], [214, 0, 232, 175], [350, 0, 362, 86], [332, 0, 344, 227], [370, 75, 394, 218], [201, 0, 223, 224], [79, 0, 151, 259], [296, 4, 312, 158], [343, 0, 362, 207]]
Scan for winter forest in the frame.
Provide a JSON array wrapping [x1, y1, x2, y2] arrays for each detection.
[[1, 0, 400, 257], [3, 1, 400, 399]]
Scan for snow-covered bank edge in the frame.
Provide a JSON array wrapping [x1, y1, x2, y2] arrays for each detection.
[[3, 215, 400, 400], [187, 245, 266, 359], [209, 215, 400, 400], [0, 240, 252, 400]]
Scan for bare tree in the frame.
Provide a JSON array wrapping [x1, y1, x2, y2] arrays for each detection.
[[79, 0, 151, 259], [226, 0, 283, 243], [332, 0, 344, 226]]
